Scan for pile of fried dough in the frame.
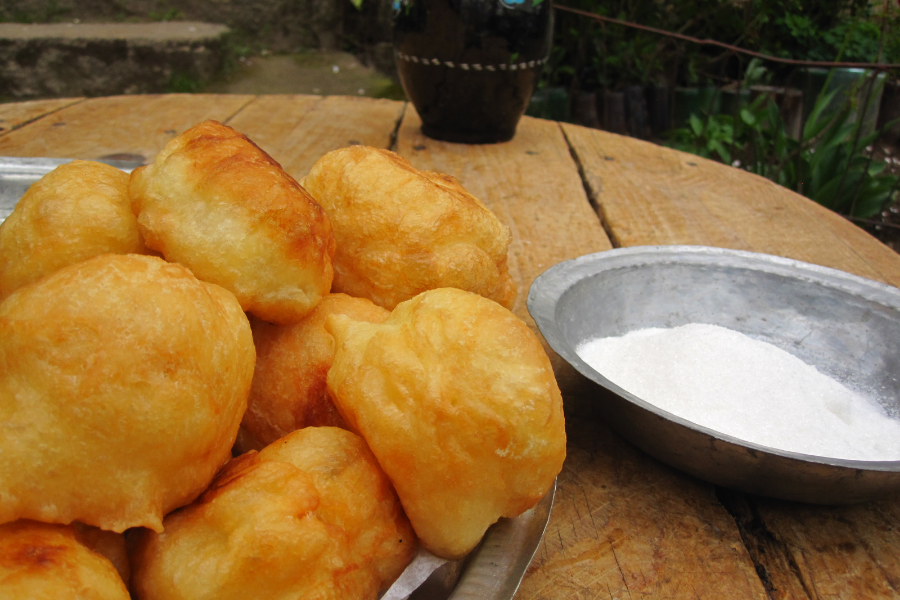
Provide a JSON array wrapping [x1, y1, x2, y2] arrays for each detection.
[[0, 120, 566, 599]]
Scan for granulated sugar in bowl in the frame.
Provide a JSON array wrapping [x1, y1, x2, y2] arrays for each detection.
[[577, 323, 900, 461]]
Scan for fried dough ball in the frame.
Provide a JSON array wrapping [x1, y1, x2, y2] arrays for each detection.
[[71, 523, 130, 587], [0, 254, 255, 533], [0, 520, 129, 600], [258, 428, 416, 587], [130, 120, 335, 324], [0, 160, 148, 300], [243, 294, 390, 447], [131, 427, 416, 600], [302, 146, 516, 310], [326, 288, 566, 559]]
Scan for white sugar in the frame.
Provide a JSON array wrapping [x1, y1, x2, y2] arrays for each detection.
[[577, 323, 900, 461]]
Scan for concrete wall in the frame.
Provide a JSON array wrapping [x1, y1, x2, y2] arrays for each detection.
[[0, 0, 354, 53], [0, 0, 399, 98], [0, 22, 229, 97]]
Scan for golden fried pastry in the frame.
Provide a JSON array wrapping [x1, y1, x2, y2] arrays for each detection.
[[243, 293, 390, 447], [130, 120, 335, 324], [302, 146, 516, 310], [326, 288, 566, 559], [71, 523, 130, 587], [131, 427, 416, 600], [0, 520, 130, 600], [0, 160, 148, 300], [0, 254, 255, 533], [258, 427, 416, 588]]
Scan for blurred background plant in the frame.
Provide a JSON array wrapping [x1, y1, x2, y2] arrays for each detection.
[[539, 0, 900, 92], [667, 62, 898, 220], [752, 0, 882, 64], [534, 0, 899, 248]]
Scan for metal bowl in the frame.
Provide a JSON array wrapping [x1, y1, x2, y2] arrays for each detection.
[[528, 245, 900, 504]]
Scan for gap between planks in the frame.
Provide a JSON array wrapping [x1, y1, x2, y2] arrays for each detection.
[[560, 122, 622, 249]]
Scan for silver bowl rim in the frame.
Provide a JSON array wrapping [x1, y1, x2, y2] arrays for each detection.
[[527, 244, 900, 472]]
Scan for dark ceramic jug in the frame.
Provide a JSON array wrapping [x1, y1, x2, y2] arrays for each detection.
[[393, 0, 552, 144]]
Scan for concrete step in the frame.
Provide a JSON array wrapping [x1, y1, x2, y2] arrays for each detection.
[[0, 21, 229, 99]]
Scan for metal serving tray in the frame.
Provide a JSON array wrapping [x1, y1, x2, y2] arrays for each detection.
[[0, 156, 144, 224], [0, 155, 556, 599], [416, 482, 555, 600], [528, 245, 900, 505]]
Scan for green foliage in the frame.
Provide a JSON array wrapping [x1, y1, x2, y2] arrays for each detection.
[[757, 6, 882, 63], [544, 0, 898, 91], [667, 71, 899, 219], [1, 0, 70, 23], [218, 31, 263, 80], [147, 8, 184, 22], [543, 0, 672, 90], [166, 71, 203, 94], [542, 0, 756, 91], [882, 9, 900, 64]]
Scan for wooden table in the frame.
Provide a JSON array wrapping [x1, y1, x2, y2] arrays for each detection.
[[2, 94, 899, 600]]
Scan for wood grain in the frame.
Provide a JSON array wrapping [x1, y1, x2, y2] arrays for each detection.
[[224, 94, 405, 180], [0, 98, 84, 135], [758, 499, 900, 599], [721, 490, 900, 600], [520, 420, 769, 600], [562, 124, 900, 288], [0, 94, 254, 163]]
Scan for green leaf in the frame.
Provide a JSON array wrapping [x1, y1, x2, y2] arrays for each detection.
[[852, 176, 897, 218], [349, 0, 363, 9], [689, 113, 704, 137], [857, 130, 880, 149], [766, 100, 780, 129], [814, 113, 853, 156], [815, 172, 864, 212], [868, 162, 887, 176], [710, 140, 731, 164], [802, 90, 841, 141], [740, 108, 757, 127], [811, 177, 843, 210]]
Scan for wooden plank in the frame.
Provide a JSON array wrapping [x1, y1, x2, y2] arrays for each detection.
[[520, 420, 769, 600], [562, 124, 900, 288], [721, 490, 900, 600], [0, 94, 254, 164], [395, 111, 767, 600], [0, 98, 84, 135], [224, 95, 405, 180]]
